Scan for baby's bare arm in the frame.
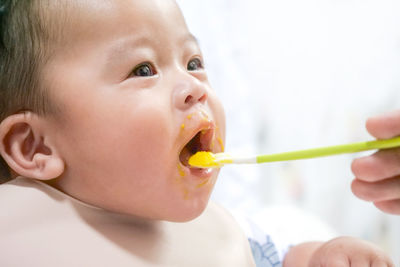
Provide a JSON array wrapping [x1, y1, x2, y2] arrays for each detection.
[[283, 242, 321, 267], [283, 237, 393, 267]]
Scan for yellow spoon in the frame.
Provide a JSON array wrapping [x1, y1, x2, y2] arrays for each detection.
[[188, 136, 400, 168]]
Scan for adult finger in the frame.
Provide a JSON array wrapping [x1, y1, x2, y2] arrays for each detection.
[[374, 199, 400, 215], [349, 256, 369, 267], [351, 177, 400, 202], [351, 149, 400, 182], [366, 110, 400, 139], [371, 257, 394, 267]]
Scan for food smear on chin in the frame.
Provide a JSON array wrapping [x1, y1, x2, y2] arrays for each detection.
[[177, 163, 186, 177], [217, 137, 224, 152], [196, 179, 209, 188]]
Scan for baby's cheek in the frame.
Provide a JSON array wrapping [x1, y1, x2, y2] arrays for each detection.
[[127, 107, 174, 165]]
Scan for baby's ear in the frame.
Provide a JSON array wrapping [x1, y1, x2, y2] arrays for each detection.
[[0, 112, 64, 180]]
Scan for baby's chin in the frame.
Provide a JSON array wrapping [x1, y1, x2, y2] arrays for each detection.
[[162, 202, 211, 223], [156, 196, 212, 223], [105, 197, 210, 223], [168, 210, 206, 223]]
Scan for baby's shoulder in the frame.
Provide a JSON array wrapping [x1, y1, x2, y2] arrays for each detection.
[[0, 177, 42, 210], [0, 177, 73, 231], [186, 201, 256, 265], [0, 177, 62, 208], [201, 201, 245, 233]]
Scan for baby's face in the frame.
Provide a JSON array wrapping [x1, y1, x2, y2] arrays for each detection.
[[43, 0, 225, 221]]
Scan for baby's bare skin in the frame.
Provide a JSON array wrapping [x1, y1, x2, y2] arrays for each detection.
[[0, 178, 255, 266], [0, 0, 395, 266]]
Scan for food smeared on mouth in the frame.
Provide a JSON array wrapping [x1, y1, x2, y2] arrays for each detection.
[[196, 179, 209, 188], [217, 137, 224, 152], [177, 163, 186, 177], [200, 109, 209, 120]]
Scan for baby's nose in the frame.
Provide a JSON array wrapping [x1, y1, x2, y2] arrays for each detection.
[[173, 80, 207, 110]]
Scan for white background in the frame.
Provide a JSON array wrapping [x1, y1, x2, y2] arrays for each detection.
[[177, 0, 400, 264]]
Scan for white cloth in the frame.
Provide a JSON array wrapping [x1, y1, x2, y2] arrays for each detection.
[[233, 213, 292, 267]]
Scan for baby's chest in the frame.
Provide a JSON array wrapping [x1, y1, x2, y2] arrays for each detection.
[[157, 225, 256, 266]]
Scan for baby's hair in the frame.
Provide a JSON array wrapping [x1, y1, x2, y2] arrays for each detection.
[[0, 0, 67, 182]]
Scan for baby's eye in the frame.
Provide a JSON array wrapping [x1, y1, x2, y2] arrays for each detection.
[[187, 58, 204, 71], [130, 62, 156, 77]]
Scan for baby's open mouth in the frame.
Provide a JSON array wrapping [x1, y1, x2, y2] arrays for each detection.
[[179, 129, 214, 168]]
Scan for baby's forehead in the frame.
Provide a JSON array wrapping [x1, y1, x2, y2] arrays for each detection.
[[46, 1, 136, 42], [47, 1, 113, 36], [37, 1, 117, 58], [47, 0, 186, 53]]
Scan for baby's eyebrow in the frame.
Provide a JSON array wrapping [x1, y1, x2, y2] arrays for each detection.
[[185, 33, 200, 45], [181, 34, 203, 51], [106, 33, 200, 64], [106, 36, 152, 63]]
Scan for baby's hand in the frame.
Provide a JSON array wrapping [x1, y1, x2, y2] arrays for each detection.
[[309, 237, 393, 267], [351, 110, 400, 215]]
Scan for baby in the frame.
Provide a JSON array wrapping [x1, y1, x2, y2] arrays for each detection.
[[0, 0, 394, 266]]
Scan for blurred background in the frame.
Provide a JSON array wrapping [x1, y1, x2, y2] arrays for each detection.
[[177, 0, 400, 264]]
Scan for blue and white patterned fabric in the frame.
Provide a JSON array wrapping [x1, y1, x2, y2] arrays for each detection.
[[232, 213, 290, 267], [248, 236, 281, 267]]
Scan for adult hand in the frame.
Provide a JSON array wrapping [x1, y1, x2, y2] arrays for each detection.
[[351, 110, 400, 215]]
